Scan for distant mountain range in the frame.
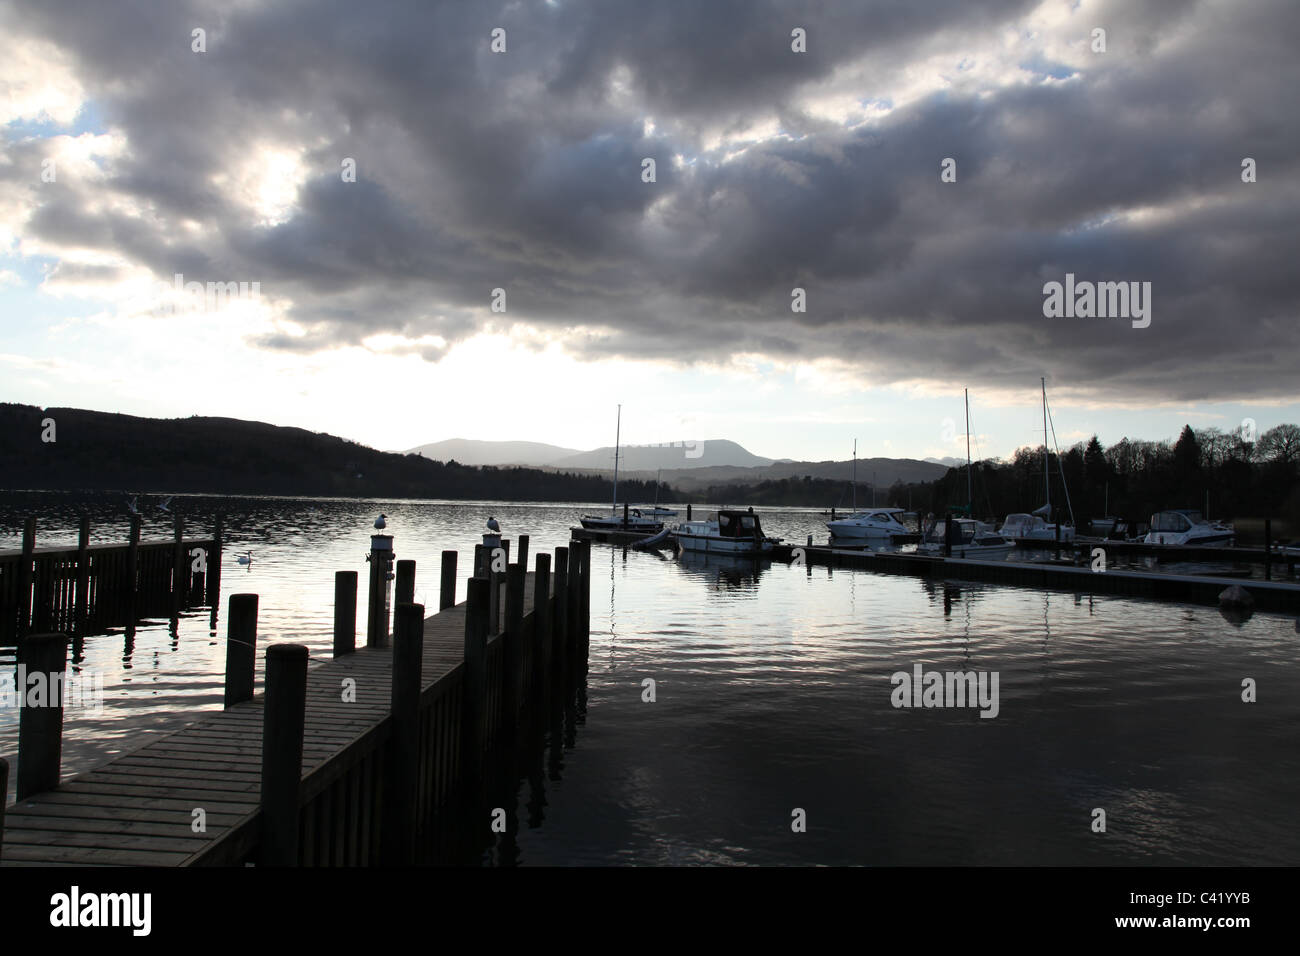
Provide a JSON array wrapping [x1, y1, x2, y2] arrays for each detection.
[[405, 437, 947, 490]]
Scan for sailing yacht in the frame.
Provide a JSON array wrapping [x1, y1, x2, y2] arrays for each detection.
[[580, 405, 664, 532], [998, 378, 1075, 544], [918, 389, 1013, 557]]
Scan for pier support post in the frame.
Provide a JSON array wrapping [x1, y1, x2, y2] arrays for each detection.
[[1264, 519, 1272, 581], [75, 515, 90, 633], [553, 547, 569, 682], [567, 545, 581, 669], [16, 632, 68, 799], [439, 550, 457, 610], [0, 757, 8, 860], [384, 603, 424, 865], [503, 563, 525, 727], [623, 502, 629, 530], [532, 553, 552, 696], [207, 513, 224, 612], [581, 539, 591, 656], [333, 571, 357, 658], [687, 504, 692, 521], [395, 559, 416, 607], [944, 514, 954, 558], [17, 518, 35, 637], [125, 515, 141, 629], [516, 534, 529, 571], [462, 577, 489, 781], [171, 514, 186, 619], [367, 533, 394, 648], [1054, 509, 1061, 562], [224, 594, 258, 708], [259, 643, 308, 866]]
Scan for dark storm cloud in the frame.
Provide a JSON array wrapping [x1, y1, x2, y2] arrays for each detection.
[[5, 0, 1298, 402]]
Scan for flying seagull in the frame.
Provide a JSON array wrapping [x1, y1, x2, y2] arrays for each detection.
[[374, 514, 387, 530], [486, 516, 500, 533], [125, 496, 141, 516], [157, 496, 174, 513]]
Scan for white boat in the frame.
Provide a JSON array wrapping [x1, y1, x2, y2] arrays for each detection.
[[580, 404, 664, 533], [918, 517, 1014, 557], [675, 509, 779, 555], [999, 506, 1075, 543], [1142, 510, 1235, 547], [827, 507, 910, 541]]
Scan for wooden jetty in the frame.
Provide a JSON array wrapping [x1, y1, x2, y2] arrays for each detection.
[[0, 537, 591, 866], [0, 515, 221, 644]]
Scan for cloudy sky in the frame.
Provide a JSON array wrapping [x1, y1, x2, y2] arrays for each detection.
[[1, 0, 1297, 463]]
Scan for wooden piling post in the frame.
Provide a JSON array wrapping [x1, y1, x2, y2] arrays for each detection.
[[439, 550, 457, 610], [516, 534, 529, 571], [224, 593, 258, 708], [259, 643, 309, 866], [462, 577, 489, 779], [0, 757, 8, 861], [16, 632, 68, 799], [74, 515, 90, 632], [17, 518, 35, 637], [944, 514, 954, 558], [395, 559, 416, 607], [1054, 509, 1061, 562], [473, 544, 487, 579], [567, 545, 581, 665], [207, 513, 224, 608], [553, 547, 569, 679], [580, 539, 591, 654], [687, 504, 692, 521], [623, 502, 630, 530], [366, 534, 394, 648], [384, 602, 424, 865], [532, 553, 552, 692], [1264, 519, 1272, 582], [503, 563, 525, 724], [333, 571, 357, 658], [171, 513, 186, 617], [125, 515, 141, 628]]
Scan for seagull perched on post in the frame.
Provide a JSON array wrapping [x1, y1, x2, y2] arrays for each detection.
[[486, 516, 500, 533], [374, 514, 387, 530], [157, 496, 174, 514]]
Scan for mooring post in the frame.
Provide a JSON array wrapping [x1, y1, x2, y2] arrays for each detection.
[[333, 571, 357, 658], [503, 564, 525, 726], [16, 632, 68, 799], [623, 502, 629, 530], [567, 545, 581, 667], [532, 553, 552, 694], [260, 643, 308, 866], [384, 603, 424, 865], [73, 514, 91, 632], [488, 567, 501, 636], [687, 504, 692, 521], [0, 756, 8, 861], [944, 514, 954, 558], [17, 518, 35, 637], [462, 577, 489, 779], [580, 539, 591, 655], [172, 513, 186, 618], [1054, 509, 1062, 562], [207, 513, 224, 609], [395, 559, 416, 607], [438, 550, 457, 610], [367, 532, 394, 648], [1264, 519, 1272, 581], [516, 534, 529, 571], [125, 515, 141, 627], [224, 593, 258, 708], [553, 546, 569, 680]]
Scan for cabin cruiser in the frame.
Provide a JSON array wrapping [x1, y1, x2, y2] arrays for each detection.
[[998, 507, 1075, 544], [580, 509, 663, 532], [917, 516, 1014, 558], [826, 507, 910, 542], [1142, 510, 1235, 547], [675, 508, 779, 555]]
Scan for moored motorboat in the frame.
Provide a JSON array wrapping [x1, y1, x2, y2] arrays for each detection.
[[1142, 510, 1235, 547], [675, 508, 780, 555], [998, 507, 1075, 544], [917, 516, 1014, 558], [827, 507, 910, 542]]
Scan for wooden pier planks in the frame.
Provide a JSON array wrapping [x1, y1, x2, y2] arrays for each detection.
[[1, 573, 538, 867]]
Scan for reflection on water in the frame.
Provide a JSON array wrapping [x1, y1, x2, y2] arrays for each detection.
[[3, 492, 1298, 865]]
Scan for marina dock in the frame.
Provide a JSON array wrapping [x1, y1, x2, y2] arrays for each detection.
[[0, 540, 591, 866]]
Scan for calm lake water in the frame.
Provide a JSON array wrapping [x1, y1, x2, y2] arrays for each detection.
[[3, 491, 1298, 865]]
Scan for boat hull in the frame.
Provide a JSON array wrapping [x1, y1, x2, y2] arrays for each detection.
[[676, 532, 773, 555], [580, 516, 662, 532]]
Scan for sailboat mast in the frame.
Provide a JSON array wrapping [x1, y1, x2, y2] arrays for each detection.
[[965, 388, 972, 508], [1042, 377, 1050, 511], [611, 404, 621, 515], [852, 439, 857, 512]]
